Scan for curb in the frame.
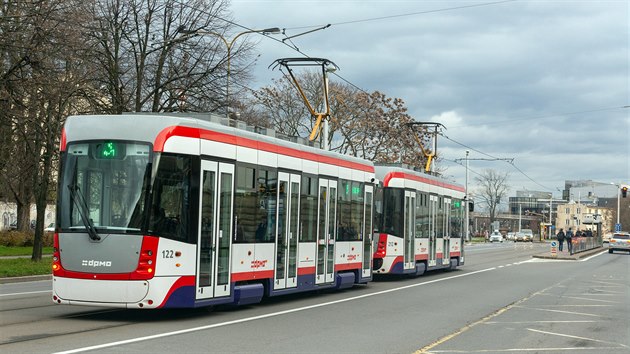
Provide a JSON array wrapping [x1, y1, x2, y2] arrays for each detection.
[[532, 247, 607, 261], [0, 274, 51, 284]]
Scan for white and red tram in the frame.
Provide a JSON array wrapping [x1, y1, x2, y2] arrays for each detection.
[[372, 165, 466, 276], [52, 114, 375, 309]]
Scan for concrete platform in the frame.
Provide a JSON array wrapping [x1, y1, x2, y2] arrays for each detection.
[[533, 246, 607, 260]]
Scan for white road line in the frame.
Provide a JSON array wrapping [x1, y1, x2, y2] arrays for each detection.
[[539, 293, 621, 304], [485, 320, 599, 324], [533, 304, 612, 308], [578, 251, 606, 262], [527, 328, 628, 348], [428, 347, 626, 353], [53, 267, 497, 354], [512, 305, 602, 317], [0, 290, 51, 297]]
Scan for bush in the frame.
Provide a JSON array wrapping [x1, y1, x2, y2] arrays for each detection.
[[0, 230, 53, 247]]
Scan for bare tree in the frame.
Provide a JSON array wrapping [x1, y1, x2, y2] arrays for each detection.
[[83, 0, 253, 114], [250, 72, 430, 170], [0, 0, 91, 260], [474, 169, 510, 226]]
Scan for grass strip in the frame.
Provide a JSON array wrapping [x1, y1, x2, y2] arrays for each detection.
[[0, 246, 54, 257], [0, 257, 52, 277]]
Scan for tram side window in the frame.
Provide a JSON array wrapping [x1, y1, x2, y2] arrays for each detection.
[[381, 188, 404, 237], [257, 169, 277, 243], [337, 179, 363, 241], [373, 186, 383, 232], [300, 175, 317, 242], [350, 181, 364, 241], [234, 166, 257, 243], [436, 196, 444, 238], [149, 154, 192, 242], [416, 192, 429, 238], [450, 199, 464, 238]]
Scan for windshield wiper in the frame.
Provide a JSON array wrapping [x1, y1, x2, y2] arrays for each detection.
[[67, 184, 101, 241]]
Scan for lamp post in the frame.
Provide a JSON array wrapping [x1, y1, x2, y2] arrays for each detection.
[[181, 27, 281, 116]]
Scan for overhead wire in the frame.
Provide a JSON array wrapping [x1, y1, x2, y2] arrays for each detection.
[[440, 133, 557, 191], [171, 0, 563, 191], [283, 0, 518, 30]]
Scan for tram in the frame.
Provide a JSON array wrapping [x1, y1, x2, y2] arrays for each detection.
[[372, 165, 466, 276], [52, 114, 376, 309]]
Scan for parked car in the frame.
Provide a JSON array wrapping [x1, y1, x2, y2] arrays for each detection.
[[608, 232, 630, 254], [489, 230, 503, 243], [506, 232, 516, 241], [44, 222, 55, 232]]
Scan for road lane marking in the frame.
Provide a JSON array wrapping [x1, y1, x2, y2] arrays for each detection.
[[414, 284, 557, 354], [428, 347, 626, 353], [527, 328, 628, 348], [539, 293, 621, 303], [485, 320, 599, 324], [511, 305, 602, 317], [53, 267, 497, 354], [0, 290, 50, 297]]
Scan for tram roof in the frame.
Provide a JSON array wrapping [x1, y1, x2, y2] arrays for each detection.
[[62, 113, 373, 169], [374, 163, 464, 192]]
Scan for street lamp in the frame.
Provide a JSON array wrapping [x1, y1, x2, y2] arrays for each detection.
[[180, 27, 281, 116]]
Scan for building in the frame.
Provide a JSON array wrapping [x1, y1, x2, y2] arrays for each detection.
[[509, 190, 554, 221], [555, 201, 614, 236], [0, 202, 56, 231], [563, 180, 618, 203]]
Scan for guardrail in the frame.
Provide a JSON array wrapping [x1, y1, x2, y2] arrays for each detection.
[[571, 237, 602, 254]]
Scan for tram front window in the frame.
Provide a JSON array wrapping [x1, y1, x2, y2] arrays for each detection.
[[60, 141, 152, 233]]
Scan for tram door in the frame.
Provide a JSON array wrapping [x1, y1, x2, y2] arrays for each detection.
[[362, 185, 373, 278], [274, 172, 300, 290], [404, 191, 416, 270], [196, 161, 234, 300], [316, 179, 337, 284], [443, 198, 451, 265], [428, 195, 438, 267]]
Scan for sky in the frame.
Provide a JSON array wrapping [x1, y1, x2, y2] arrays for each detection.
[[227, 0, 629, 200]]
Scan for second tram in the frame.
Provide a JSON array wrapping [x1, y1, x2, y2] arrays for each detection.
[[372, 165, 466, 276]]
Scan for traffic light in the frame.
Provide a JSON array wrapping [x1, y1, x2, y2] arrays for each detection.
[[622, 186, 628, 198], [469, 200, 475, 212]]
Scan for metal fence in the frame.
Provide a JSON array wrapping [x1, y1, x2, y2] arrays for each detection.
[[570, 236, 602, 254]]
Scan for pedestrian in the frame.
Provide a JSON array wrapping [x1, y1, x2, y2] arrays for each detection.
[[566, 227, 574, 255], [556, 228, 565, 252]]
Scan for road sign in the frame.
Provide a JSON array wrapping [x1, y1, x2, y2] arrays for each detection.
[[550, 241, 557, 257], [615, 223, 622, 232]]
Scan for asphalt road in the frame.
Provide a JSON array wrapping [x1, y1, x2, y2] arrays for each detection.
[[1, 242, 628, 354]]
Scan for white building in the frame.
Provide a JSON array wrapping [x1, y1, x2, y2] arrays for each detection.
[[555, 201, 613, 235], [0, 202, 55, 230]]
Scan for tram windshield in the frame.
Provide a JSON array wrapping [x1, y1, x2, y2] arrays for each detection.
[[59, 141, 152, 233]]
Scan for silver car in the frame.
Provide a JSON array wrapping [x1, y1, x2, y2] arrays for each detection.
[[489, 231, 503, 243], [608, 232, 630, 254]]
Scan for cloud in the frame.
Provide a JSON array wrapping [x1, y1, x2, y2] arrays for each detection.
[[231, 0, 630, 196]]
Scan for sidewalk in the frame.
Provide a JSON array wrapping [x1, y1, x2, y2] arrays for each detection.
[[532, 246, 606, 260]]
